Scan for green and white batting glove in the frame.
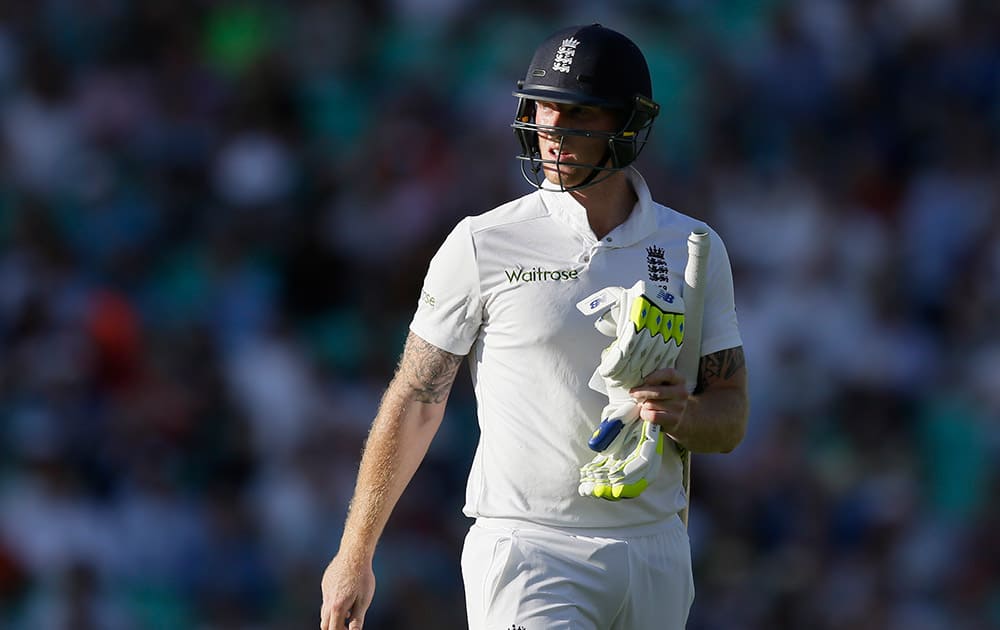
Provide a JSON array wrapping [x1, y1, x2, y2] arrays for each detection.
[[575, 279, 685, 500], [588, 280, 685, 391], [577, 390, 641, 499], [578, 417, 665, 500]]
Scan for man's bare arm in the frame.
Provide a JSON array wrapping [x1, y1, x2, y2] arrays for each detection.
[[631, 346, 748, 454], [400, 333, 464, 404], [678, 346, 748, 453], [320, 332, 462, 630], [695, 346, 747, 393], [341, 332, 462, 556]]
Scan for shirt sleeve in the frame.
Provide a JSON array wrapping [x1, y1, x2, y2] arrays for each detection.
[[409, 217, 483, 356], [699, 229, 743, 356]]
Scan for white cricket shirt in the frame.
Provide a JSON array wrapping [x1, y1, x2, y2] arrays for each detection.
[[410, 168, 742, 531]]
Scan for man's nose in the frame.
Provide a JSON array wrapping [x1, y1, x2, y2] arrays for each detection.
[[544, 108, 568, 128], [538, 113, 566, 141]]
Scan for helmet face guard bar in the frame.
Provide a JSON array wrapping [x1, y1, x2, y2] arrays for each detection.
[[511, 94, 659, 191]]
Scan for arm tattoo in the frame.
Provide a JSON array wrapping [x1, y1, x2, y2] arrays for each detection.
[[696, 346, 746, 393], [398, 332, 463, 404]]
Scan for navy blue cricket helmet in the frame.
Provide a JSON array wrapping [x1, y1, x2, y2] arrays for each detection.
[[512, 24, 660, 190]]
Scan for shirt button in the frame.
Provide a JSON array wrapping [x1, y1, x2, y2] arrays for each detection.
[[582, 254, 590, 262], [605, 237, 613, 242]]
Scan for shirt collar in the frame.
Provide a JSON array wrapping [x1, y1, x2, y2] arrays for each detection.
[[538, 167, 659, 247]]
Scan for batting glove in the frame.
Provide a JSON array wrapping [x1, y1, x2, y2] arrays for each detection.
[[591, 280, 685, 391], [575, 279, 684, 500], [579, 418, 665, 500]]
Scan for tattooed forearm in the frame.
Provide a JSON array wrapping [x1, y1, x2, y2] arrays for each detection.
[[696, 346, 746, 393], [397, 332, 463, 403]]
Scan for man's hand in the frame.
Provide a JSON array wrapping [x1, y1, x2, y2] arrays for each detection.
[[629, 367, 691, 437], [320, 553, 376, 630]]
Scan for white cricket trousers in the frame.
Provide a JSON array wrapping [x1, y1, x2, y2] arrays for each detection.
[[461, 515, 694, 630]]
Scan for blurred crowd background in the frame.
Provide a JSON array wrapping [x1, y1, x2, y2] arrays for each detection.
[[0, 0, 997, 628]]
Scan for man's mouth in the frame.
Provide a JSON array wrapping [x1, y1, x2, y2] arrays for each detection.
[[547, 146, 576, 162]]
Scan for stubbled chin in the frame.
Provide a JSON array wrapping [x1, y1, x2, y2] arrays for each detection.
[[543, 172, 584, 188], [542, 163, 584, 182]]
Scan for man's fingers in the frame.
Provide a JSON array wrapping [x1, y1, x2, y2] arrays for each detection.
[[319, 608, 338, 630], [320, 600, 355, 630], [638, 399, 686, 431], [639, 398, 686, 415], [629, 382, 688, 404]]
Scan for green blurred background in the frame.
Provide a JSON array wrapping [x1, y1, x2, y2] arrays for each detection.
[[0, 1, 997, 628]]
